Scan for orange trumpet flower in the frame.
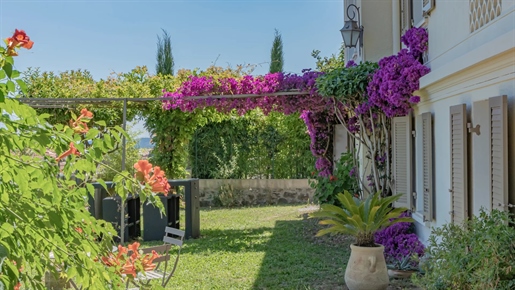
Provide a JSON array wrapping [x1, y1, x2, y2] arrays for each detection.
[[55, 142, 80, 162]]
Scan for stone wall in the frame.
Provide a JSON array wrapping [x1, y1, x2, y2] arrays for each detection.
[[199, 179, 314, 207]]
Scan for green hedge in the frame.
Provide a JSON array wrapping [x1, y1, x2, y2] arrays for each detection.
[[189, 110, 314, 179]]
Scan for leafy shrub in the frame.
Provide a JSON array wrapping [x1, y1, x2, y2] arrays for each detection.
[[190, 110, 313, 179], [309, 151, 359, 205], [412, 209, 515, 289], [375, 212, 424, 270]]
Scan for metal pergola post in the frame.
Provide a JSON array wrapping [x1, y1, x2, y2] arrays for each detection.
[[120, 98, 127, 244]]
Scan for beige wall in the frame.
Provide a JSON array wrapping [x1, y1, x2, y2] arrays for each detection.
[[424, 1, 515, 72], [361, 0, 395, 62]]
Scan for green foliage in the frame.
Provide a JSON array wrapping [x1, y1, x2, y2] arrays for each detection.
[[309, 151, 360, 205], [211, 137, 240, 179], [0, 48, 173, 288], [22, 67, 154, 127], [269, 29, 284, 73], [412, 209, 515, 290], [156, 29, 174, 76], [21, 64, 239, 180], [96, 124, 141, 181], [311, 44, 346, 72], [310, 191, 412, 247], [0, 60, 120, 288], [190, 110, 313, 179], [316, 61, 378, 104]]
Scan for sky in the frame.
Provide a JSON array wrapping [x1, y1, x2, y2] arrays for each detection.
[[0, 0, 345, 79]]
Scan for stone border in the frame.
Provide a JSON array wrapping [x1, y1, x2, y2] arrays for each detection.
[[198, 179, 314, 207]]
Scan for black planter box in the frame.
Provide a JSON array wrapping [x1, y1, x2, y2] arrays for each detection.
[[143, 194, 180, 241]]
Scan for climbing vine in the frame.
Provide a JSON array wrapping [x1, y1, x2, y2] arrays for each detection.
[[317, 27, 430, 196]]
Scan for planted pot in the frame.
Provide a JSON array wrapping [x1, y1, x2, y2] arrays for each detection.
[[345, 244, 389, 290]]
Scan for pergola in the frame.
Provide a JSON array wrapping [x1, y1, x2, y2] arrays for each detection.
[[17, 90, 309, 170]]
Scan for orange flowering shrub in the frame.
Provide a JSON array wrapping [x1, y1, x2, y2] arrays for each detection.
[[134, 160, 171, 195], [100, 242, 160, 279]]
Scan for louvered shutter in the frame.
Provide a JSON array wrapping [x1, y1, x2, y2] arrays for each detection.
[[421, 112, 433, 221], [392, 116, 413, 210], [450, 104, 468, 224], [489, 95, 508, 211]]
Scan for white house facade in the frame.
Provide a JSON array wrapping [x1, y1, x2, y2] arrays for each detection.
[[345, 0, 515, 243]]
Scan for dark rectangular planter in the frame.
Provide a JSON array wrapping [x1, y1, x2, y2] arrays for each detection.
[[142, 194, 180, 241], [102, 195, 141, 243]]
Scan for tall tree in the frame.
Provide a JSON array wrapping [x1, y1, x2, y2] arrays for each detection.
[[269, 29, 284, 73], [156, 29, 174, 75]]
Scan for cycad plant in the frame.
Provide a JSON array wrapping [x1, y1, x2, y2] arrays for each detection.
[[310, 191, 413, 247]]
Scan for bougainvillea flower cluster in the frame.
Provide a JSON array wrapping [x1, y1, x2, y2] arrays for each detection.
[[400, 27, 428, 59], [4, 29, 34, 56], [100, 242, 160, 278], [134, 160, 171, 195], [367, 49, 430, 117], [375, 212, 425, 267]]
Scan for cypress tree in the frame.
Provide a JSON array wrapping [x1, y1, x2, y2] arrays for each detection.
[[269, 29, 284, 73], [156, 29, 174, 75]]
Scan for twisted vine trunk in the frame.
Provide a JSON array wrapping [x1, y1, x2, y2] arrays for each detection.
[[332, 97, 393, 198]]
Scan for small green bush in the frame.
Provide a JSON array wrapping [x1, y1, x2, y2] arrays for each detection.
[[309, 151, 360, 205], [413, 209, 515, 290]]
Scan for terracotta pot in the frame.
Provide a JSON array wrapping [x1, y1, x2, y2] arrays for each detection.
[[387, 269, 416, 279], [344, 244, 389, 290]]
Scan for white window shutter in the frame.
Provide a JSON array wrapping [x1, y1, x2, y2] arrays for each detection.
[[392, 116, 413, 210], [450, 104, 468, 224], [489, 95, 508, 211], [421, 112, 433, 222]]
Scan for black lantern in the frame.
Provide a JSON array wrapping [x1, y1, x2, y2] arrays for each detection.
[[340, 4, 363, 48]]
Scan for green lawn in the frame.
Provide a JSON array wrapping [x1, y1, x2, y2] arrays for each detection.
[[142, 205, 418, 290]]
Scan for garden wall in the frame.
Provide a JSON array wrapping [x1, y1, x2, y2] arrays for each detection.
[[198, 179, 314, 207]]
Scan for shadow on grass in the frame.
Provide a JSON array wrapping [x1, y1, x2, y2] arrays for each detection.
[[249, 215, 351, 290]]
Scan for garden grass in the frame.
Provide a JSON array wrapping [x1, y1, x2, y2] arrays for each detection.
[[142, 205, 419, 290]]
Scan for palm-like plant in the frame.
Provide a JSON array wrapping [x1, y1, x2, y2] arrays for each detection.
[[310, 191, 413, 247]]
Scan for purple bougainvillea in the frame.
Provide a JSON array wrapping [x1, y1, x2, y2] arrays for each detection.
[[375, 212, 425, 268], [401, 27, 429, 59], [162, 70, 335, 176], [161, 27, 430, 182]]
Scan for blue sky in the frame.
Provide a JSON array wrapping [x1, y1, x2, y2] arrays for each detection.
[[0, 0, 344, 79]]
